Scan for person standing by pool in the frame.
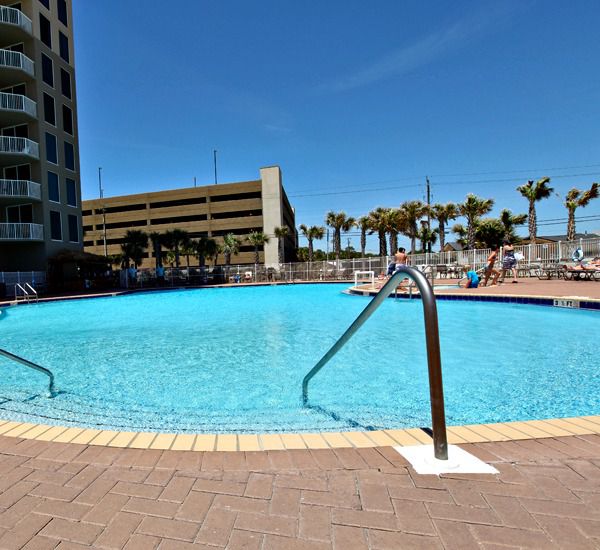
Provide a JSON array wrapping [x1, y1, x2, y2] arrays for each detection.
[[387, 247, 408, 276], [500, 239, 518, 283], [462, 264, 480, 288], [482, 245, 500, 286]]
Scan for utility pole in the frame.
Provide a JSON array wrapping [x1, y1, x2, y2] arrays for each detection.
[[213, 149, 218, 185], [193, 176, 197, 188], [98, 167, 107, 257], [426, 176, 432, 254]]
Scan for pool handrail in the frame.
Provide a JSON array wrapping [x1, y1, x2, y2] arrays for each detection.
[[302, 265, 448, 460], [0, 347, 55, 396]]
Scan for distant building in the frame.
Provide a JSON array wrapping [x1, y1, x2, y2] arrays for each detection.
[[82, 166, 297, 268], [521, 233, 600, 245], [0, 0, 82, 271], [442, 241, 464, 252]]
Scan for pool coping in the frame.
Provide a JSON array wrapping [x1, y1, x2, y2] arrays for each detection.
[[0, 415, 598, 452]]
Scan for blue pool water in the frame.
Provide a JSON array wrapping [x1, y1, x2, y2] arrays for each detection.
[[0, 284, 598, 433]]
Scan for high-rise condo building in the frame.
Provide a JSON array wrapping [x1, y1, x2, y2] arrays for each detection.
[[0, 0, 81, 271]]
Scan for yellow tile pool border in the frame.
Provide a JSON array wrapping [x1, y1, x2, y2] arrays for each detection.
[[0, 415, 598, 452]]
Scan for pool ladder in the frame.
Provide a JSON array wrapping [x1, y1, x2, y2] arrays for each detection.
[[302, 266, 448, 460], [0, 348, 55, 396]]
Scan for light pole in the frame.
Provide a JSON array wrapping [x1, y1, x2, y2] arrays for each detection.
[[98, 167, 107, 257], [213, 149, 218, 185]]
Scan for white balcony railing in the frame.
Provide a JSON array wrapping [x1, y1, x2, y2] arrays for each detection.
[[0, 49, 34, 77], [0, 6, 33, 35], [0, 136, 39, 158], [0, 223, 43, 240], [0, 91, 36, 117], [0, 179, 41, 200]]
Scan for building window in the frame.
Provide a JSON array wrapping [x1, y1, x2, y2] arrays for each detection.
[[38, 0, 50, 8], [45, 132, 57, 164], [57, 0, 68, 26], [66, 177, 76, 206], [59, 32, 69, 63], [68, 214, 78, 242], [62, 105, 73, 135], [60, 69, 71, 99], [50, 211, 62, 241], [2, 124, 28, 138], [47, 171, 59, 202], [7, 204, 33, 223], [43, 92, 55, 125], [64, 141, 74, 170], [39, 14, 52, 48], [41, 54, 54, 87], [3, 164, 31, 180]]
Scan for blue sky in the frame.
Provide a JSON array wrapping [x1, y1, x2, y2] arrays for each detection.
[[73, 0, 600, 251]]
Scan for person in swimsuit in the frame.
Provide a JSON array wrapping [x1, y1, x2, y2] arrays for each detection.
[[500, 239, 518, 283], [387, 247, 408, 276], [482, 245, 500, 286]]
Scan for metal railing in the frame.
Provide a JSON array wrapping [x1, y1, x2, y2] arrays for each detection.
[[0, 5, 33, 34], [0, 271, 45, 297], [0, 136, 39, 158], [0, 49, 34, 76], [0, 223, 44, 240], [302, 266, 448, 460], [0, 348, 55, 396], [0, 179, 41, 199], [14, 282, 38, 302], [0, 91, 36, 117]]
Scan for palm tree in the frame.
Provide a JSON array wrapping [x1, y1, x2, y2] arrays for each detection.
[[325, 211, 356, 262], [195, 236, 218, 269], [386, 208, 407, 254], [451, 223, 468, 249], [273, 226, 289, 265], [367, 207, 389, 258], [475, 219, 505, 248], [222, 232, 241, 267], [247, 231, 270, 264], [120, 230, 148, 268], [498, 209, 527, 243], [516, 177, 553, 243], [148, 232, 164, 269], [162, 229, 190, 268], [181, 240, 196, 270], [418, 224, 438, 253], [299, 224, 325, 262], [398, 200, 427, 254], [430, 203, 458, 252], [356, 216, 370, 257], [459, 195, 494, 249], [564, 183, 599, 241]]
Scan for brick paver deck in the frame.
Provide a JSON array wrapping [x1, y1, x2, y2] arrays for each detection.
[[0, 434, 599, 549]]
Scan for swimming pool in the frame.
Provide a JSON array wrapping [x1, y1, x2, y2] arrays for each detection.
[[0, 284, 598, 433]]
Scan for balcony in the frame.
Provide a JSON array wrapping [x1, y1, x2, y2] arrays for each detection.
[[0, 92, 36, 126], [0, 179, 41, 203], [0, 6, 33, 44], [0, 49, 34, 88], [0, 223, 44, 241], [0, 136, 39, 165]]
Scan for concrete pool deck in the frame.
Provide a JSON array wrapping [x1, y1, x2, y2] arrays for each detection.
[[0, 279, 599, 547]]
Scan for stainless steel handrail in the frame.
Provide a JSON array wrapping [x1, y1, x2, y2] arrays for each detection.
[[0, 348, 55, 396], [302, 266, 448, 460]]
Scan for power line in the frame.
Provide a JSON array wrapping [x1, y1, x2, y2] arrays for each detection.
[[288, 171, 600, 200]]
